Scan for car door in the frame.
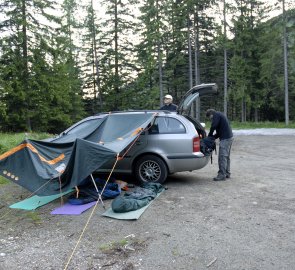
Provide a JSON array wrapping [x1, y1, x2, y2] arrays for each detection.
[[177, 83, 218, 116], [99, 114, 150, 173], [108, 130, 148, 173]]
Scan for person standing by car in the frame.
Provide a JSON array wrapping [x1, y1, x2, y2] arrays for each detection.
[[206, 109, 233, 181], [160, 94, 178, 111]]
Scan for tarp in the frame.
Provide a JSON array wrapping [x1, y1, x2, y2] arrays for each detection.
[[0, 112, 156, 196]]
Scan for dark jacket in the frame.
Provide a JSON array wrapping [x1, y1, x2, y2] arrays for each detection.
[[208, 111, 233, 140], [160, 103, 178, 111]]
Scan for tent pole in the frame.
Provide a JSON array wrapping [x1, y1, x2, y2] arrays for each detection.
[[90, 174, 105, 209]]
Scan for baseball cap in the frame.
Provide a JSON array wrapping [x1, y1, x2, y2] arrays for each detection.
[[164, 94, 173, 99]]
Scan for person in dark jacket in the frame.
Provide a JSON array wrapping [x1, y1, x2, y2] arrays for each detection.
[[206, 109, 234, 181], [160, 94, 178, 111]]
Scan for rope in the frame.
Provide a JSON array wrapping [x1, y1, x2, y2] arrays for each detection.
[[63, 197, 101, 270], [3, 120, 159, 268], [63, 154, 120, 270], [0, 177, 56, 220], [64, 113, 158, 269]]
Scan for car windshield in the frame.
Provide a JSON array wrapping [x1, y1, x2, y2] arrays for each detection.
[[66, 118, 104, 135], [49, 117, 106, 143]]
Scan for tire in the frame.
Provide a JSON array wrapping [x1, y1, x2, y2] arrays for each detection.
[[134, 155, 168, 184]]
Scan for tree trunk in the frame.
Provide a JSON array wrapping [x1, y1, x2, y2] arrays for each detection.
[[91, 0, 103, 111], [156, 0, 163, 108], [188, 17, 193, 89], [223, 0, 228, 117], [194, 9, 200, 121], [194, 10, 200, 85], [282, 0, 289, 126], [114, 0, 119, 110], [21, 0, 31, 132]]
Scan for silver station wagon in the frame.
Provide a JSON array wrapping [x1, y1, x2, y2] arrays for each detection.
[[48, 84, 218, 184]]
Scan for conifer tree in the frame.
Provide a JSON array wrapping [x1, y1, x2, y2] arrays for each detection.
[[100, 0, 139, 110], [136, 0, 169, 109], [258, 7, 295, 121], [0, 0, 61, 131], [58, 0, 85, 123], [228, 0, 268, 121], [81, 0, 106, 114]]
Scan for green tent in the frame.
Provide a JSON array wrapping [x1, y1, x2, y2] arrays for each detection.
[[0, 112, 156, 195]]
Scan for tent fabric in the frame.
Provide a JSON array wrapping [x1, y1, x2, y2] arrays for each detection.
[[0, 112, 156, 196]]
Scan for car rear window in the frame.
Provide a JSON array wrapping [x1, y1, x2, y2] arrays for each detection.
[[149, 117, 186, 134]]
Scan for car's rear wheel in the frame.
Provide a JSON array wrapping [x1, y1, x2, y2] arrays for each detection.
[[135, 155, 168, 184]]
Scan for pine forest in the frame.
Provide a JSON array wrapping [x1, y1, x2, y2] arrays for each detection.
[[0, 0, 295, 133]]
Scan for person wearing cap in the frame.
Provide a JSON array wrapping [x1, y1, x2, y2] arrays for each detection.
[[160, 94, 178, 111], [206, 109, 233, 181]]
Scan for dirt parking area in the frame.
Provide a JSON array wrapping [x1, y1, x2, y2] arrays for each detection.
[[0, 134, 295, 270]]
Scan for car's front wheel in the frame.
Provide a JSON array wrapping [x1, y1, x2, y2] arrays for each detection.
[[134, 155, 168, 184]]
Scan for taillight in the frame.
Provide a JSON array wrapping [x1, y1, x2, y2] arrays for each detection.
[[193, 136, 200, 152]]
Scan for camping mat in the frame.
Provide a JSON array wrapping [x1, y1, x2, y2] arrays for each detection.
[[9, 190, 73, 210], [102, 190, 164, 220], [50, 201, 96, 215]]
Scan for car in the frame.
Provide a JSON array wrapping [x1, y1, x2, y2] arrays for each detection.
[[47, 83, 218, 184]]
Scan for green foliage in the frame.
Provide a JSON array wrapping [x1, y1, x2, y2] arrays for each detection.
[[0, 132, 52, 155], [231, 121, 295, 129], [96, 0, 140, 111], [0, 1, 295, 131], [0, 0, 85, 133], [204, 121, 295, 129], [99, 239, 129, 252], [25, 211, 42, 224], [255, 8, 295, 122], [0, 176, 9, 185]]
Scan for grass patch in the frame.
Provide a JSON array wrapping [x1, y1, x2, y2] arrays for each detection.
[[99, 237, 148, 255], [0, 132, 53, 154], [0, 176, 10, 185], [99, 239, 129, 252], [25, 211, 42, 224], [204, 121, 295, 129], [231, 121, 295, 129], [172, 247, 180, 256]]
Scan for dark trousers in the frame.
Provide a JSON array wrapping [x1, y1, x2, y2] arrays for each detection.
[[218, 137, 234, 177]]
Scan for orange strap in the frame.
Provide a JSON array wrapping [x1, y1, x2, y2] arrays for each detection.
[[0, 142, 65, 165]]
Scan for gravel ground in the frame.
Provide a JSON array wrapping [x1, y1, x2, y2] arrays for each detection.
[[0, 134, 295, 270]]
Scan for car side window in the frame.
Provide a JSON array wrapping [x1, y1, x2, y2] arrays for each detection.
[[149, 117, 186, 134]]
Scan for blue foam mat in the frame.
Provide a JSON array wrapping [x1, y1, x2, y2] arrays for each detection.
[[9, 190, 73, 210]]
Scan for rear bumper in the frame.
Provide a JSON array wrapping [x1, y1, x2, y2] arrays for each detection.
[[97, 152, 210, 175], [165, 153, 210, 173], [166, 152, 204, 159]]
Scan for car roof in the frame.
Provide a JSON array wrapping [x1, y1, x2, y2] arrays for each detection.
[[95, 110, 176, 116]]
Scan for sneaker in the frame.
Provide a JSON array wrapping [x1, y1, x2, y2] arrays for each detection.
[[226, 175, 231, 179], [213, 176, 226, 181]]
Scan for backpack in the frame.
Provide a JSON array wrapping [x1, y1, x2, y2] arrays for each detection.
[[200, 136, 216, 163]]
